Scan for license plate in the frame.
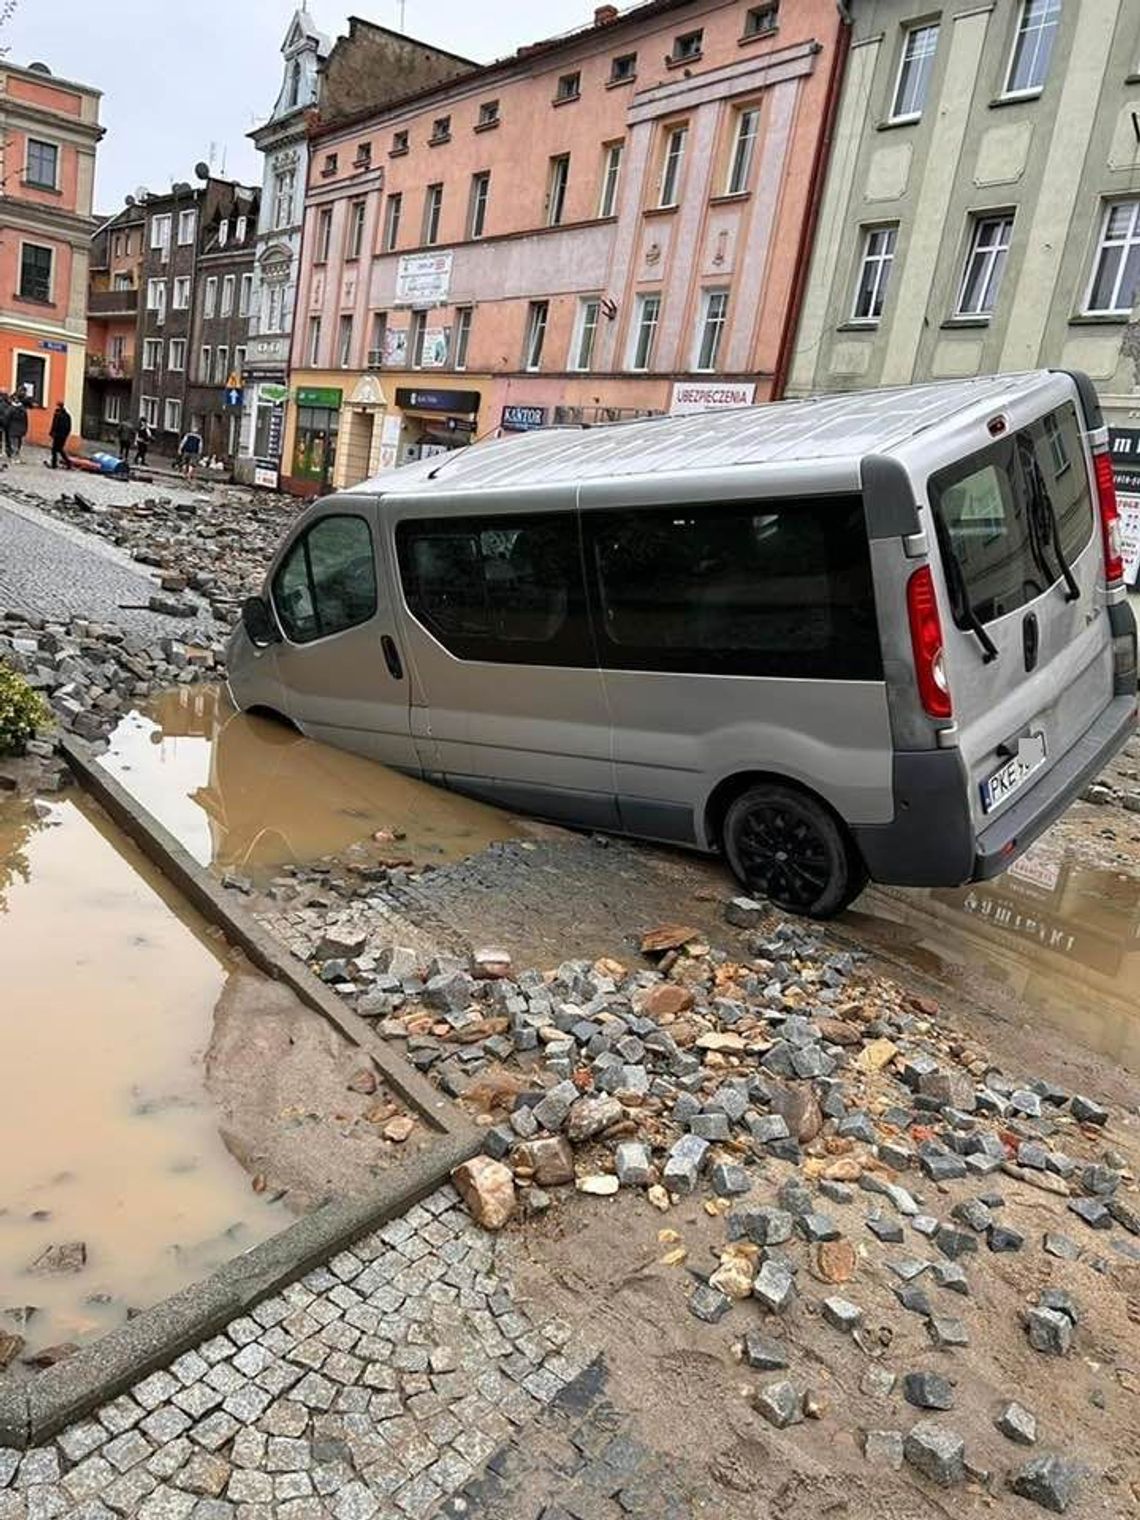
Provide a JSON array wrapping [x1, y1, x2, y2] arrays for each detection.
[[981, 732, 1047, 814]]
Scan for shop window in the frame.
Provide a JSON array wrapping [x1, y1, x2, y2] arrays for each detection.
[[272, 514, 377, 644], [292, 403, 339, 483]]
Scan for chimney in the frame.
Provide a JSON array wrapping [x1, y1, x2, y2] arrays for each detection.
[[595, 5, 619, 24]]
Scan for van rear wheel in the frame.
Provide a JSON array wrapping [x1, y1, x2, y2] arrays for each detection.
[[723, 784, 866, 920]]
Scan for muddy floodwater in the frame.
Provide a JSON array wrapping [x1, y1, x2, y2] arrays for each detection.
[[99, 684, 517, 877], [853, 839, 1140, 1073], [0, 795, 286, 1365]]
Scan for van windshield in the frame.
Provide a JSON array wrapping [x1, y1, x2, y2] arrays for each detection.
[[927, 402, 1095, 628]]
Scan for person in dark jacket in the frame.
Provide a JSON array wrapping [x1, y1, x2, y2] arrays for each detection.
[[0, 394, 10, 459], [6, 398, 28, 460], [134, 418, 151, 465], [117, 420, 132, 460], [49, 402, 73, 469]]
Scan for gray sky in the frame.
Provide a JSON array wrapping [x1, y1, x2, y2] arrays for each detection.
[[4, 0, 595, 213]]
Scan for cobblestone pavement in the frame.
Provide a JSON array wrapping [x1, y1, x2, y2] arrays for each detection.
[[0, 490, 207, 640], [0, 1187, 602, 1520]]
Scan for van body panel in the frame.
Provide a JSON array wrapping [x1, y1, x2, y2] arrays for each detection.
[[851, 750, 975, 886]]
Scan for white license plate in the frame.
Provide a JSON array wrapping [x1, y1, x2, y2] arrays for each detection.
[[981, 732, 1047, 814]]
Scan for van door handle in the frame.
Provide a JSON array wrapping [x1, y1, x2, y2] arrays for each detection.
[[381, 635, 404, 681]]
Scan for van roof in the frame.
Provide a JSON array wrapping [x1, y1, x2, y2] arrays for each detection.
[[349, 372, 1061, 497]]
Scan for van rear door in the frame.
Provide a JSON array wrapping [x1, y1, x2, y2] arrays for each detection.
[[925, 388, 1113, 844]]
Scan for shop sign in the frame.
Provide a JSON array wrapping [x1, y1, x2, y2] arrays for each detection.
[[396, 387, 480, 415], [383, 327, 408, 367], [502, 404, 547, 432], [420, 327, 450, 368], [395, 251, 453, 305], [253, 465, 280, 490], [264, 403, 285, 461], [260, 383, 290, 403], [670, 381, 756, 415], [296, 387, 343, 409], [1110, 429, 1140, 584]]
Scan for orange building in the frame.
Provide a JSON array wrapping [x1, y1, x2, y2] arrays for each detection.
[[0, 60, 103, 446]]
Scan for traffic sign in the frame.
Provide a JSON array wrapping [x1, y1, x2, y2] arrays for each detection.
[[224, 386, 244, 409]]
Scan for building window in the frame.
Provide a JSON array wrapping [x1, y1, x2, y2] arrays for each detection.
[[150, 214, 172, 254], [384, 192, 402, 251], [214, 345, 229, 385], [234, 345, 246, 377], [369, 311, 387, 367], [221, 274, 235, 317], [659, 125, 688, 208], [169, 338, 186, 371], [523, 301, 549, 370], [273, 167, 295, 230], [287, 59, 302, 109], [108, 334, 126, 365], [337, 314, 353, 367], [423, 183, 443, 245], [25, 138, 58, 189], [307, 315, 321, 366], [555, 71, 581, 102], [105, 393, 122, 425], [203, 276, 218, 318], [430, 115, 451, 144], [852, 225, 898, 321], [178, 209, 197, 244], [468, 172, 490, 239], [1085, 200, 1140, 316], [113, 233, 123, 258], [409, 309, 427, 368], [316, 207, 333, 263], [694, 289, 729, 371], [347, 200, 366, 260], [571, 298, 600, 371], [18, 242, 52, 302], [172, 275, 191, 309], [454, 307, 473, 369], [141, 396, 159, 428], [164, 398, 182, 433], [1004, 0, 1061, 97], [957, 214, 1014, 317], [142, 338, 162, 372], [323, 152, 338, 176], [478, 99, 500, 128], [266, 283, 285, 333], [392, 129, 409, 154], [890, 24, 940, 122], [218, 219, 229, 249], [146, 277, 166, 315], [547, 154, 570, 227], [671, 29, 703, 62], [199, 345, 211, 382], [610, 53, 636, 83], [598, 141, 623, 218], [726, 108, 760, 195], [239, 272, 253, 317], [355, 141, 372, 168], [629, 293, 661, 371], [744, 4, 779, 36], [236, 215, 247, 242], [113, 272, 133, 291]]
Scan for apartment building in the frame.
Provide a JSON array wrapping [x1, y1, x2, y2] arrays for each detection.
[[787, 0, 1140, 445], [0, 60, 103, 446], [187, 188, 258, 460], [83, 201, 145, 440], [284, 0, 850, 494]]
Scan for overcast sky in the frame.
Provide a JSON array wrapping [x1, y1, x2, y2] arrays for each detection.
[[4, 0, 594, 213]]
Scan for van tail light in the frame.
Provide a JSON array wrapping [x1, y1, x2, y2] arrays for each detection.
[[907, 565, 953, 720], [1093, 449, 1124, 584]]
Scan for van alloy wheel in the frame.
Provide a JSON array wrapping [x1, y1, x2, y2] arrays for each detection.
[[722, 783, 866, 920]]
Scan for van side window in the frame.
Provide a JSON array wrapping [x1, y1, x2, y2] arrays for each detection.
[[929, 402, 1095, 628], [396, 512, 592, 666], [586, 496, 882, 680], [272, 514, 377, 644]]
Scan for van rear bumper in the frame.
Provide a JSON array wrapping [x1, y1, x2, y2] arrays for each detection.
[[971, 691, 1137, 881]]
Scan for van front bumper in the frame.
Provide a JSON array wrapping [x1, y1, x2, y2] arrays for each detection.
[[971, 690, 1137, 881]]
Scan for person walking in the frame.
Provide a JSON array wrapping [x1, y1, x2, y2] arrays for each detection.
[[6, 397, 28, 461], [117, 419, 132, 460], [0, 394, 10, 461], [48, 401, 73, 469], [177, 424, 203, 482], [134, 418, 151, 465]]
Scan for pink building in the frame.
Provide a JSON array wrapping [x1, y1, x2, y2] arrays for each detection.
[[285, 0, 849, 494]]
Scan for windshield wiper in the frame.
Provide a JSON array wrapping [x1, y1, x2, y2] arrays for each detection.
[[933, 516, 999, 664], [1018, 438, 1080, 603]]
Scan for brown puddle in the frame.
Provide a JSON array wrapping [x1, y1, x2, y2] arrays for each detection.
[[0, 794, 286, 1365], [99, 684, 517, 878], [850, 841, 1140, 1073]]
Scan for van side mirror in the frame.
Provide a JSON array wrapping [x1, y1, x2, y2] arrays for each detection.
[[241, 595, 279, 648]]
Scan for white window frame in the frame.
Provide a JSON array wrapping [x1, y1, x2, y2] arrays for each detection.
[[570, 297, 601, 372], [628, 292, 661, 371], [547, 155, 570, 228], [523, 300, 548, 371], [177, 209, 197, 245], [141, 395, 159, 428], [1002, 0, 1061, 99], [214, 345, 229, 385], [149, 214, 172, 255], [659, 125, 688, 208], [199, 345, 211, 382], [453, 307, 473, 370], [142, 338, 162, 372], [239, 272, 253, 317], [348, 201, 366, 260], [218, 220, 229, 249], [384, 193, 402, 252], [307, 315, 321, 366], [694, 289, 729, 372], [203, 276, 218, 319], [236, 216, 247, 243], [18, 240, 54, 302], [468, 173, 490, 239], [266, 284, 285, 334], [104, 392, 123, 425], [851, 224, 898, 323], [316, 207, 333, 263], [1084, 200, 1140, 316], [726, 109, 760, 195], [337, 314, 353, 367], [273, 168, 295, 231], [956, 214, 1014, 318], [423, 183, 443, 245], [164, 398, 182, 433], [598, 142, 623, 218], [25, 137, 59, 189], [234, 345, 247, 378], [168, 338, 186, 372], [889, 24, 940, 124], [221, 274, 235, 318], [172, 275, 191, 310], [409, 310, 427, 369]]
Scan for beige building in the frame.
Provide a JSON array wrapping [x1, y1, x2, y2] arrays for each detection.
[[787, 0, 1140, 439]]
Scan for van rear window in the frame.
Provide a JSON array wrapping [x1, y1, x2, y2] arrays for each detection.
[[928, 403, 1095, 628]]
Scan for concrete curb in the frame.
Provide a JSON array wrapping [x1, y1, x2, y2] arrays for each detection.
[[0, 737, 483, 1449]]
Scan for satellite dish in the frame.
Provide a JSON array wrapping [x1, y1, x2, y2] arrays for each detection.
[[135, 185, 149, 202], [27, 62, 52, 75], [194, 161, 210, 180], [125, 194, 136, 206]]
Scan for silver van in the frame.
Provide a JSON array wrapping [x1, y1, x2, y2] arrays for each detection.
[[229, 371, 1137, 918]]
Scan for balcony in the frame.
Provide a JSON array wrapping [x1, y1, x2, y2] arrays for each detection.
[[88, 288, 139, 317], [86, 354, 134, 381]]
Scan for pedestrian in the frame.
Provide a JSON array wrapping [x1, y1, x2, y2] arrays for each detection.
[[0, 393, 10, 461], [117, 419, 132, 460], [177, 424, 203, 481], [48, 401, 73, 469], [134, 418, 151, 465], [6, 397, 28, 461]]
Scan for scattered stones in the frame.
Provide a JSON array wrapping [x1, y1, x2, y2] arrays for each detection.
[[28, 1241, 86, 1276], [861, 1365, 897, 1398], [725, 896, 766, 929], [1067, 1197, 1112, 1230], [742, 1330, 788, 1371], [864, 1430, 904, 1470], [1010, 1454, 1081, 1513], [996, 1402, 1037, 1446], [576, 1174, 619, 1197], [927, 1316, 969, 1349], [821, 1297, 862, 1334], [987, 1223, 1025, 1253], [1070, 1095, 1109, 1127], [903, 1371, 955, 1411], [662, 1134, 710, 1194], [516, 1136, 575, 1187], [452, 1156, 516, 1230], [614, 1141, 653, 1188], [711, 1161, 751, 1198], [753, 1380, 804, 1429], [688, 1284, 733, 1324], [904, 1419, 966, 1486], [1025, 1307, 1073, 1357], [753, 1260, 796, 1315], [812, 1237, 857, 1285]]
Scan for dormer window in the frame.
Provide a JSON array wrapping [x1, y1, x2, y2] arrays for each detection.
[[287, 58, 301, 109], [217, 219, 229, 248]]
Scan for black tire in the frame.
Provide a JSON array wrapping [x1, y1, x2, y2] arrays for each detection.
[[722, 783, 867, 920]]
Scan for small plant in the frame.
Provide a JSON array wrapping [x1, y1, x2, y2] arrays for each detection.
[[0, 664, 49, 756]]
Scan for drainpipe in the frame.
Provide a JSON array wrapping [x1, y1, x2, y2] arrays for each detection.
[[770, 2, 853, 400]]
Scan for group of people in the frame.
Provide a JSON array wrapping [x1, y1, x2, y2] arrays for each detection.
[[117, 418, 152, 466], [0, 394, 205, 478], [0, 393, 29, 461]]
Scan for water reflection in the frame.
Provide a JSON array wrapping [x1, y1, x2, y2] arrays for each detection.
[[100, 684, 516, 877], [853, 842, 1140, 1072]]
